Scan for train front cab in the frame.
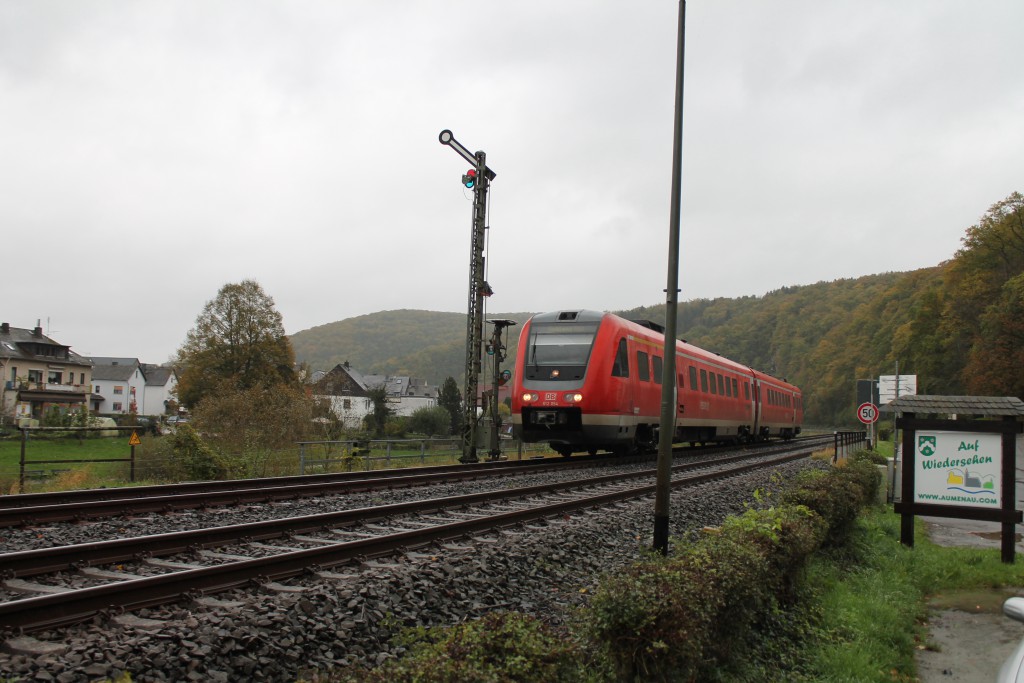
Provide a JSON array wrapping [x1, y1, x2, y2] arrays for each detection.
[[513, 311, 642, 455]]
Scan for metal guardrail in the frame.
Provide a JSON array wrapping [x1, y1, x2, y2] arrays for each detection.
[[833, 430, 868, 463]]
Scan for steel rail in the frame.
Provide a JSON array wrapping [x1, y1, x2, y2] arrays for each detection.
[[0, 447, 816, 633], [0, 455, 653, 528], [0, 447, 798, 578], [0, 455, 608, 510]]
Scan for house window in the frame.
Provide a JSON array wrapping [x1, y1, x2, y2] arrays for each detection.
[[343, 399, 352, 410], [80, 373, 85, 384], [112, 402, 122, 412], [9, 367, 16, 382], [114, 386, 124, 395], [48, 371, 62, 384], [28, 370, 43, 383], [95, 385, 101, 393]]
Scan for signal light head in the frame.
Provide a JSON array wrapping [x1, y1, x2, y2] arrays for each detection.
[[462, 169, 477, 188]]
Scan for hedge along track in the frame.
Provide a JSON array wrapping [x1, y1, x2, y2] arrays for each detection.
[[0, 442, 822, 634]]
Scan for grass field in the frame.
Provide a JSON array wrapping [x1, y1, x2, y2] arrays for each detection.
[[0, 435, 145, 493]]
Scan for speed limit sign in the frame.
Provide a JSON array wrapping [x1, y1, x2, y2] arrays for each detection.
[[857, 402, 879, 424]]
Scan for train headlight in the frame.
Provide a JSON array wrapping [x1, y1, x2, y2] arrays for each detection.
[[521, 392, 539, 403], [563, 393, 583, 403]]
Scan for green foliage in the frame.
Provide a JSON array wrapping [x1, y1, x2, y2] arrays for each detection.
[[436, 376, 463, 435], [190, 383, 314, 478], [332, 612, 584, 683], [362, 385, 396, 438], [781, 456, 881, 546], [176, 279, 298, 409], [152, 423, 227, 480], [584, 503, 828, 682], [406, 405, 452, 437]]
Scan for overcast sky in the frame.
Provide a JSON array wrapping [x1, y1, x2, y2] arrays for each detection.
[[3, 1, 1021, 364]]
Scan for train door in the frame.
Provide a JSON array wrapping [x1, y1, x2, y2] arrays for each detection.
[[751, 377, 762, 438]]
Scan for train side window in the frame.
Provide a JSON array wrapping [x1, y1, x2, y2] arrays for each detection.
[[724, 376, 732, 397], [678, 373, 684, 388], [700, 368, 709, 393], [652, 356, 663, 384], [744, 382, 750, 400], [708, 371, 717, 395], [611, 339, 629, 377], [717, 374, 725, 395], [637, 351, 650, 381], [732, 378, 738, 397], [689, 366, 698, 390]]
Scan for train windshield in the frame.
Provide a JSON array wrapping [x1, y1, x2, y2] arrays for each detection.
[[524, 321, 599, 379]]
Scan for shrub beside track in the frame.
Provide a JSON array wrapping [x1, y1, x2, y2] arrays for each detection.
[[333, 452, 882, 682]]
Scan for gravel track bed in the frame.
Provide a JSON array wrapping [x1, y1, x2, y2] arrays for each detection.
[[0, 457, 827, 682], [0, 456, 743, 552]]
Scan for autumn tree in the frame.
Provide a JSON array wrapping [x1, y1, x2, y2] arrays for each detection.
[[175, 280, 298, 408]]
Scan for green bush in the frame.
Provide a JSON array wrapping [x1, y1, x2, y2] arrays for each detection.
[[153, 424, 227, 480], [330, 612, 583, 682], [584, 505, 827, 681], [780, 457, 879, 547]]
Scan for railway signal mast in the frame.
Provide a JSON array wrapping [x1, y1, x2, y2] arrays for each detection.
[[439, 129, 497, 463]]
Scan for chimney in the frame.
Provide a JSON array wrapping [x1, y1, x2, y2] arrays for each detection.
[[1, 322, 8, 334], [33, 325, 43, 338]]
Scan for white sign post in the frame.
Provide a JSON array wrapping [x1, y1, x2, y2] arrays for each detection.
[[878, 375, 917, 405]]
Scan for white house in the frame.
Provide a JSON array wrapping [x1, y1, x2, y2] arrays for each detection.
[[141, 364, 178, 416], [313, 362, 439, 428], [90, 357, 147, 415]]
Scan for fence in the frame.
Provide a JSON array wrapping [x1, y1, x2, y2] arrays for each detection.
[[833, 430, 868, 464], [16, 425, 144, 491], [296, 437, 539, 474]]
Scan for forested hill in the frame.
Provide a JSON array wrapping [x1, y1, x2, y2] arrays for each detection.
[[290, 192, 1024, 427]]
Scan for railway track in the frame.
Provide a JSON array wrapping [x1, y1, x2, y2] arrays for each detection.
[[0, 435, 830, 528], [0, 441, 825, 633], [0, 453, 639, 528]]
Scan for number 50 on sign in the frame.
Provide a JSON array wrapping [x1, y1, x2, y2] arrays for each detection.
[[857, 402, 879, 424]]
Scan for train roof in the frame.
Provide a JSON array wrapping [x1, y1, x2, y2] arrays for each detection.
[[527, 310, 800, 392]]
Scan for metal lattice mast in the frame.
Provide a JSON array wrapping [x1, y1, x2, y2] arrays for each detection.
[[439, 130, 496, 463]]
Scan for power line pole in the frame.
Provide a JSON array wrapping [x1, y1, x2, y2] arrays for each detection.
[[654, 0, 687, 557], [439, 130, 496, 463]]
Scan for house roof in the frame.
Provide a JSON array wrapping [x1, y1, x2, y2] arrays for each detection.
[[0, 322, 91, 367], [881, 395, 1024, 417], [91, 364, 139, 382], [141, 364, 175, 387]]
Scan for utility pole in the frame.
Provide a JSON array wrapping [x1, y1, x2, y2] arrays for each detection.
[[654, 0, 686, 557], [439, 130, 496, 463], [485, 319, 516, 460]]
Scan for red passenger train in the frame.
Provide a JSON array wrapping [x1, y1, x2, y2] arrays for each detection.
[[510, 310, 802, 456]]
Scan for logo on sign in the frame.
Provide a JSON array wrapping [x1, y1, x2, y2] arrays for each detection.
[[918, 435, 936, 457]]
